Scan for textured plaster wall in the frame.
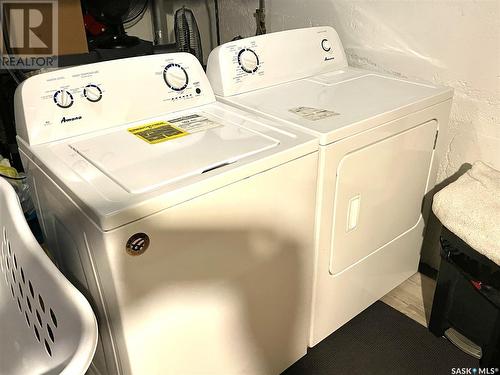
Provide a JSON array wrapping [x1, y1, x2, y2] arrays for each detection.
[[222, 0, 500, 268], [219, 0, 258, 41]]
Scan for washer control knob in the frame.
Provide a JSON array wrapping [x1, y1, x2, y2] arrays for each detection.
[[163, 63, 189, 91], [238, 48, 259, 73], [53, 90, 74, 108], [84, 84, 102, 102], [321, 38, 332, 52]]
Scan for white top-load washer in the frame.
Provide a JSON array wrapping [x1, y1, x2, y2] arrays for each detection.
[[15, 53, 319, 375], [207, 27, 453, 346]]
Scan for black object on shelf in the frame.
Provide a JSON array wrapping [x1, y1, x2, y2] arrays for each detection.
[[83, 0, 148, 49], [429, 226, 500, 367], [57, 39, 154, 68]]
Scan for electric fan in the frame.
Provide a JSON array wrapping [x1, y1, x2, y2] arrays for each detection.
[[174, 7, 203, 65]]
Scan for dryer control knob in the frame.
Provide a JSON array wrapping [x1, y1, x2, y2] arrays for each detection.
[[321, 38, 332, 52], [163, 63, 189, 91], [53, 90, 74, 108], [238, 49, 259, 73]]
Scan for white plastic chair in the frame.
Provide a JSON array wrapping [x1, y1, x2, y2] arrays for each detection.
[[0, 178, 98, 375]]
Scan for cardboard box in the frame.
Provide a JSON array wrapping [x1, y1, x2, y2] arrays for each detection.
[[58, 0, 89, 55]]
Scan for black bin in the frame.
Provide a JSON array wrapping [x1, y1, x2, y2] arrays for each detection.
[[429, 226, 500, 366]]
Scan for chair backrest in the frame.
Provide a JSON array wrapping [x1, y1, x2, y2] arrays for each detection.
[[0, 178, 97, 375]]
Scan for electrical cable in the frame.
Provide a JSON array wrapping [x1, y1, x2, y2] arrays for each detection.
[[214, 0, 221, 45], [0, 173, 26, 181]]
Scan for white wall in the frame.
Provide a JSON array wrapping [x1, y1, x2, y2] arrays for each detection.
[[219, 0, 257, 42], [222, 0, 500, 268]]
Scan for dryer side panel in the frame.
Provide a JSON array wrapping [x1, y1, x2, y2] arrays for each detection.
[[329, 120, 437, 275]]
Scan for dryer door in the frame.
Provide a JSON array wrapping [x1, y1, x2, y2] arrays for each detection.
[[328, 119, 437, 275]]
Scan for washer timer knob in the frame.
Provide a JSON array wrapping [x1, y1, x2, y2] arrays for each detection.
[[238, 48, 259, 73], [53, 90, 74, 108], [163, 63, 189, 91], [321, 38, 332, 52], [84, 84, 102, 102]]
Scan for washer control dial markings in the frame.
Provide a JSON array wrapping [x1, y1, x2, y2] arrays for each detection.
[[53, 90, 74, 108], [238, 48, 259, 73], [163, 63, 189, 91], [84, 84, 103, 102]]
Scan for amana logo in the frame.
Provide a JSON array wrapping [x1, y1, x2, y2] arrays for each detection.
[[60, 115, 82, 124]]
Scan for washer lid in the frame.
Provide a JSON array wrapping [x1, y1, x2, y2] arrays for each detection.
[[70, 113, 280, 194], [225, 72, 453, 145]]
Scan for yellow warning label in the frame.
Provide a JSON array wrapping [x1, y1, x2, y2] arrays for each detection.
[[128, 121, 189, 144]]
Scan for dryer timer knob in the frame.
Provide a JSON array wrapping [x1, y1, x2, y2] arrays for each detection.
[[321, 38, 332, 52], [238, 49, 259, 73]]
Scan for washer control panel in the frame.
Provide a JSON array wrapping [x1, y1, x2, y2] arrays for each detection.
[[163, 63, 189, 91], [15, 53, 215, 145], [83, 84, 103, 102], [53, 89, 74, 108], [321, 38, 332, 52], [206, 26, 347, 96]]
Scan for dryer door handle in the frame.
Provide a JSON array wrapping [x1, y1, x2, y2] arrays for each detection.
[[347, 195, 361, 232]]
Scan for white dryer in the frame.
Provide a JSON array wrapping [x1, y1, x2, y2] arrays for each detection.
[[207, 27, 453, 346], [15, 53, 319, 374]]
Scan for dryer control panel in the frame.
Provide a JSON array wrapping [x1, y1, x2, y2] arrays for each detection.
[[15, 53, 215, 145], [206, 26, 348, 97]]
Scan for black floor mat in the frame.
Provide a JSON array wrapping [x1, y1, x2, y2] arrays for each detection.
[[283, 301, 479, 375]]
